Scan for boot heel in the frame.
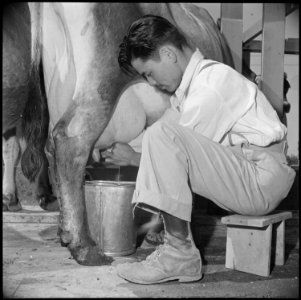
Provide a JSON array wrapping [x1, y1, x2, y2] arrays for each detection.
[[179, 274, 203, 283]]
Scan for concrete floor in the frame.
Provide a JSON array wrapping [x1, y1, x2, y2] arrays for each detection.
[[3, 206, 299, 298]]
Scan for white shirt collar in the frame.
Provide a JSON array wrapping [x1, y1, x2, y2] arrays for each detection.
[[174, 49, 204, 104]]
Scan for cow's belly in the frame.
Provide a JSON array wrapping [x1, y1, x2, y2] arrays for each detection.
[[94, 80, 171, 151], [3, 3, 31, 133], [3, 30, 29, 132]]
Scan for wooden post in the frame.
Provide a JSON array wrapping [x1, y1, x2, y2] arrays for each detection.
[[261, 3, 286, 117], [220, 3, 243, 73], [275, 221, 285, 265]]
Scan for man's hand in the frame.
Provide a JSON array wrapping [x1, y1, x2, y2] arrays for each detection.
[[101, 142, 141, 167]]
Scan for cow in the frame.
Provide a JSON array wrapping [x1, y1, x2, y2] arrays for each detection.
[[3, 2, 236, 265]]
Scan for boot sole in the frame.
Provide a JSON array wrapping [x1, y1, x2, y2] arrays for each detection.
[[119, 273, 203, 285]]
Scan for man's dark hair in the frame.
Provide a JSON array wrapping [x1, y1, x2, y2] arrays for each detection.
[[118, 15, 188, 75]]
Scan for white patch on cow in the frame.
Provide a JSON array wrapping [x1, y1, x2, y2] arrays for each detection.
[[60, 3, 97, 100], [80, 21, 90, 36], [38, 3, 96, 127], [66, 111, 87, 138]]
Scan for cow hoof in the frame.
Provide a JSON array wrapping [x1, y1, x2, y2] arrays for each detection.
[[69, 245, 113, 266], [58, 229, 107, 266], [38, 194, 59, 211], [60, 230, 73, 247], [57, 227, 68, 247], [59, 229, 97, 248], [3, 194, 22, 212]]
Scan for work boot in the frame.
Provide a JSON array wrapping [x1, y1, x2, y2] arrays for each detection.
[[116, 216, 202, 284]]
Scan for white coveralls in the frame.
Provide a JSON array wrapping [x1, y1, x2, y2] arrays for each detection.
[[132, 49, 296, 222]]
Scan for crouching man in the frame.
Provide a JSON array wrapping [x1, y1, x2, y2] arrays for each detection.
[[111, 15, 296, 284]]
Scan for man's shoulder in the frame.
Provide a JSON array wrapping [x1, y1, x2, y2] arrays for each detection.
[[197, 59, 230, 72]]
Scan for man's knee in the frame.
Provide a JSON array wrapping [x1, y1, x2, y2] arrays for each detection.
[[144, 120, 175, 142]]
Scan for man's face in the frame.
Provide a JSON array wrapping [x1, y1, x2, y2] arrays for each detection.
[[131, 48, 182, 94]]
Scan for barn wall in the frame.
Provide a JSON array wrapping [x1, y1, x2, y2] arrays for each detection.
[[250, 53, 299, 156], [196, 3, 299, 157]]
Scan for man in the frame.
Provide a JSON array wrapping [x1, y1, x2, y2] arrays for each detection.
[[108, 15, 296, 284]]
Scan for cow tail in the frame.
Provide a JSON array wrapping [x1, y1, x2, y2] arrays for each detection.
[[21, 10, 49, 182]]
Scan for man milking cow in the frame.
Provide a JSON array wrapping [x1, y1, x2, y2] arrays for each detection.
[[100, 15, 296, 284], [3, 3, 296, 274], [4, 3, 234, 266]]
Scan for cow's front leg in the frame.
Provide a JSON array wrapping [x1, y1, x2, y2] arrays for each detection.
[[2, 134, 22, 211], [53, 101, 113, 265]]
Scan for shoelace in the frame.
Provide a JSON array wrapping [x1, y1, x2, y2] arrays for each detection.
[[145, 243, 170, 265]]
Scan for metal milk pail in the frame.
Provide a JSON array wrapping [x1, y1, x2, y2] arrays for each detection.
[[84, 180, 136, 256]]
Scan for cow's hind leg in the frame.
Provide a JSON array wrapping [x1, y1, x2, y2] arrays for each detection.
[[2, 133, 22, 211], [36, 152, 59, 211], [53, 101, 113, 265]]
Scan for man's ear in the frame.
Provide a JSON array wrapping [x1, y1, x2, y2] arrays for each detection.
[[159, 46, 177, 63]]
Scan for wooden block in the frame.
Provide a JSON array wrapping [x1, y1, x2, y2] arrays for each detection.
[[222, 211, 293, 276], [221, 211, 292, 227], [225, 224, 273, 276]]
